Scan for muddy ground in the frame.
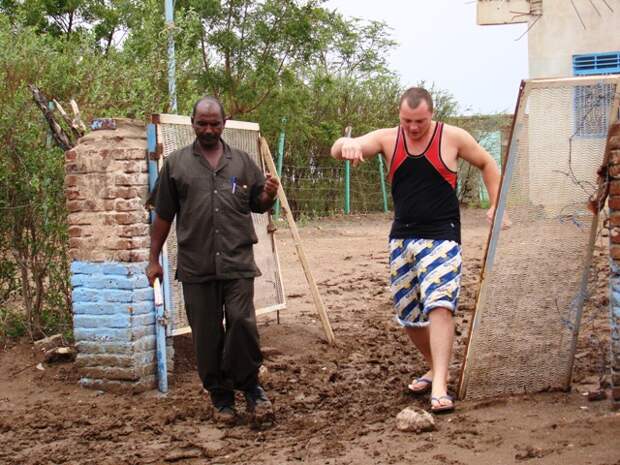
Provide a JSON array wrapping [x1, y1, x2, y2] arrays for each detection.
[[1, 209, 618, 465]]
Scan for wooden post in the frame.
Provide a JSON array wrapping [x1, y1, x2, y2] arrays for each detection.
[[259, 137, 336, 344]]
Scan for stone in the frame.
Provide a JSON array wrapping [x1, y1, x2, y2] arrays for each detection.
[[395, 406, 436, 433]]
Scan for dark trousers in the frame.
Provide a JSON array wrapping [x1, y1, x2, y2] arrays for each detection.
[[182, 278, 262, 407]]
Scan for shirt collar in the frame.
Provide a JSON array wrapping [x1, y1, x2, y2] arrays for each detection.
[[192, 138, 232, 158]]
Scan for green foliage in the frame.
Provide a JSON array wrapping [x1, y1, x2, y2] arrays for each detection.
[[0, 0, 467, 341]]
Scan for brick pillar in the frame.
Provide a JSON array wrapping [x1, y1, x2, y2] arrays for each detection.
[[66, 119, 172, 393], [608, 122, 620, 410]]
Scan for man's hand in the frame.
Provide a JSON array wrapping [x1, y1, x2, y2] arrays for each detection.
[[146, 260, 163, 287], [486, 206, 512, 229], [340, 138, 365, 167], [264, 173, 280, 199]]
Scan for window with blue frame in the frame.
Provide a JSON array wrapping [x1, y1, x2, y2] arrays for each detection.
[[572, 51, 619, 137]]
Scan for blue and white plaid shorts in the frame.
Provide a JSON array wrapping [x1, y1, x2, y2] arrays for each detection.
[[389, 238, 462, 328]]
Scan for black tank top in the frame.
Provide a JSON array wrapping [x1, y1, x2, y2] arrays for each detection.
[[387, 123, 461, 243]]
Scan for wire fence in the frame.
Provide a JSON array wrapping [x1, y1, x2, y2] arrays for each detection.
[[280, 157, 392, 219]]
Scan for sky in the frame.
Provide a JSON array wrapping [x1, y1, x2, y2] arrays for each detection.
[[325, 0, 529, 115]]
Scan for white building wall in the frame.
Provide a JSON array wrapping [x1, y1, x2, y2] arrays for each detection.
[[527, 0, 620, 78]]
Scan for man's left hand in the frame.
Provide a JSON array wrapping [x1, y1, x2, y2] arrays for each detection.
[[264, 173, 280, 199], [486, 206, 512, 229]]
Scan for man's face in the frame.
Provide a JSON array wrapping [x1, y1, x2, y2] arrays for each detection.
[[399, 100, 433, 141], [192, 103, 224, 148]]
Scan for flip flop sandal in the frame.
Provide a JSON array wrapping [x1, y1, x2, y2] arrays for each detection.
[[430, 395, 455, 414], [407, 377, 432, 394]]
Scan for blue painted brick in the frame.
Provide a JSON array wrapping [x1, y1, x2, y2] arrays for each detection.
[[133, 287, 154, 302], [129, 302, 155, 316], [73, 288, 101, 303], [74, 327, 133, 342], [102, 263, 130, 275], [72, 274, 151, 291], [131, 313, 155, 327], [74, 313, 131, 329], [101, 276, 135, 290], [103, 289, 134, 303], [611, 261, 620, 275], [74, 302, 130, 315], [71, 261, 103, 274], [132, 324, 156, 340], [130, 274, 150, 289]]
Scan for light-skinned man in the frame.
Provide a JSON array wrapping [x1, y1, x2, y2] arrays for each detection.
[[330, 87, 505, 413]]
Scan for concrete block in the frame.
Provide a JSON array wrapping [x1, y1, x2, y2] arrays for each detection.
[[75, 335, 157, 355], [133, 335, 157, 352], [80, 362, 156, 381], [75, 353, 136, 369], [80, 376, 157, 394], [76, 340, 134, 355], [132, 350, 156, 367]]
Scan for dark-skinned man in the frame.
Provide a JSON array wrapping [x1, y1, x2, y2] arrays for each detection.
[[146, 96, 279, 424]]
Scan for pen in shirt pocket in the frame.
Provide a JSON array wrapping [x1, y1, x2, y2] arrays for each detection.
[[231, 176, 237, 194]]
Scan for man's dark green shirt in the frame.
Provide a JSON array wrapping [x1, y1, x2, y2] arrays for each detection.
[[154, 140, 269, 282]]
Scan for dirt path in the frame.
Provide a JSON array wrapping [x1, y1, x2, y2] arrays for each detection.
[[1, 209, 618, 465]]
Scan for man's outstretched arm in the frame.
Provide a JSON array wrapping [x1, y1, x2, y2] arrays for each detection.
[[330, 129, 387, 165]]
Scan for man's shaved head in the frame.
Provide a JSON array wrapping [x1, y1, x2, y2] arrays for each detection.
[[192, 96, 226, 120]]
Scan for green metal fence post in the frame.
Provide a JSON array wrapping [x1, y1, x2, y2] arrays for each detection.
[[274, 117, 287, 219], [377, 154, 388, 212], [345, 160, 351, 214], [344, 126, 352, 214]]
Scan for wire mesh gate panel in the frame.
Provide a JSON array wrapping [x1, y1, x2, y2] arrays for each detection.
[[459, 75, 620, 400], [153, 114, 286, 336]]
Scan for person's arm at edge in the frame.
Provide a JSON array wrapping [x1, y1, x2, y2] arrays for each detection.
[[454, 127, 507, 226], [146, 215, 172, 286]]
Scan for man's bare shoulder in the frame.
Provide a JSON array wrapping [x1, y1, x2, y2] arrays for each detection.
[[373, 126, 399, 139], [441, 123, 472, 147], [441, 122, 469, 137], [370, 127, 398, 149]]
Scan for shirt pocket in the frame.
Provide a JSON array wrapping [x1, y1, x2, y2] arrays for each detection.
[[221, 178, 251, 214]]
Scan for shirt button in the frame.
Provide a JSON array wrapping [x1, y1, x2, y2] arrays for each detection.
[[215, 229, 220, 233], [215, 208, 219, 212], [215, 252, 220, 256], [213, 189, 218, 194]]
